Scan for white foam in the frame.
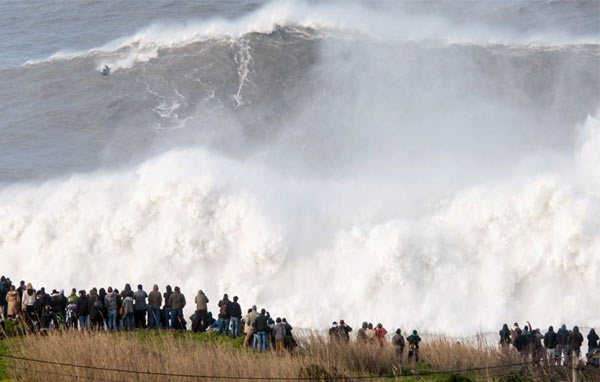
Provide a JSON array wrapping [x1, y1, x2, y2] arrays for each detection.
[[1, 113, 599, 334], [20, 0, 599, 72]]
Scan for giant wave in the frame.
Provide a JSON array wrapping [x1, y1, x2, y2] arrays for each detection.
[[0, 0, 599, 334]]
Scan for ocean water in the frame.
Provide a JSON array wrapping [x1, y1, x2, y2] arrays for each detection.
[[0, 0, 599, 334]]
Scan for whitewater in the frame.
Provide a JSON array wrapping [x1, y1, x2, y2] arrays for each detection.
[[0, 0, 599, 334]]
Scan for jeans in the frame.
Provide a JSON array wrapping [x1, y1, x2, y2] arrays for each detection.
[[171, 309, 184, 329], [557, 344, 569, 364], [107, 310, 117, 331], [254, 331, 267, 352], [124, 313, 134, 330], [230, 317, 240, 338], [164, 308, 171, 329], [149, 307, 161, 328], [218, 318, 230, 336], [78, 315, 88, 331]]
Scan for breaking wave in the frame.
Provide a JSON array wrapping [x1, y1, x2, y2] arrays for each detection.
[[1, 0, 599, 334], [21, 0, 600, 71]]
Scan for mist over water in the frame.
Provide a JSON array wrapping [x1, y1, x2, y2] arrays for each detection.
[[1, 0, 599, 334]]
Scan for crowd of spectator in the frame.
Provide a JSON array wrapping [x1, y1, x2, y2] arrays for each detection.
[[499, 321, 599, 367], [1, 275, 598, 367]]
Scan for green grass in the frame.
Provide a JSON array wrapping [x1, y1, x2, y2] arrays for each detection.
[[129, 329, 246, 349], [0, 337, 12, 382], [0, 321, 19, 382]]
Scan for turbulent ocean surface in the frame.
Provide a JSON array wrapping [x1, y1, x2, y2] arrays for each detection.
[[1, 0, 599, 333]]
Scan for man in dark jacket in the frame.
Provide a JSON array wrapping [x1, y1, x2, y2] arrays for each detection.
[[39, 287, 51, 307], [588, 328, 599, 366], [337, 320, 352, 343], [133, 284, 148, 329], [407, 330, 422, 363], [217, 294, 231, 336], [40, 305, 58, 331], [16, 281, 25, 302], [253, 309, 269, 352], [329, 322, 339, 340], [0, 276, 7, 318], [50, 290, 67, 323], [514, 329, 528, 359], [163, 285, 173, 329], [544, 326, 558, 365], [77, 290, 89, 331], [557, 324, 570, 365], [569, 326, 584, 358], [229, 296, 242, 339], [499, 324, 511, 348], [282, 318, 297, 349], [88, 288, 104, 330]]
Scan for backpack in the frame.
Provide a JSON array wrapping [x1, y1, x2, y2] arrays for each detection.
[[395, 336, 405, 347]]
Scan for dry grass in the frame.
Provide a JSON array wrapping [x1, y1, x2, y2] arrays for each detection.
[[1, 330, 586, 382]]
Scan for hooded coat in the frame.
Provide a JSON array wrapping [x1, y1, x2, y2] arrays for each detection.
[[499, 324, 511, 345], [588, 329, 599, 349], [273, 322, 287, 340], [170, 291, 186, 309], [123, 296, 134, 315], [569, 327, 584, 350], [544, 328, 558, 349], [392, 333, 405, 348], [195, 291, 209, 311], [557, 325, 570, 345], [407, 333, 422, 350], [163, 286, 173, 308], [77, 294, 89, 316], [105, 291, 118, 311], [148, 289, 162, 308], [6, 290, 20, 316]]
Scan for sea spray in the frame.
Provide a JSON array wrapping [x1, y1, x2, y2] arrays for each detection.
[[0, 0, 599, 335]]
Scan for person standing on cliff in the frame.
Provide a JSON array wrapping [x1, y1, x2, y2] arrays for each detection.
[[148, 285, 162, 329], [407, 330, 422, 363], [169, 286, 186, 329], [544, 326, 558, 365], [499, 324, 511, 349], [243, 306, 258, 347], [163, 285, 173, 329], [392, 329, 405, 359], [133, 284, 148, 329], [104, 287, 118, 332], [194, 289, 209, 331], [217, 294, 231, 336], [229, 296, 242, 339]]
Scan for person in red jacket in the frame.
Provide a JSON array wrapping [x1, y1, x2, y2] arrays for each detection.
[[375, 323, 388, 346]]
